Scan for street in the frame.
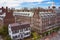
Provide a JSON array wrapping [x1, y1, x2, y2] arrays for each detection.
[[40, 31, 60, 40]]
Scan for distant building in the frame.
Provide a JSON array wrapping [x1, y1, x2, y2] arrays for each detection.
[[13, 7, 60, 36], [13, 11, 34, 28], [32, 8, 60, 36], [33, 11, 56, 33], [8, 23, 31, 40]]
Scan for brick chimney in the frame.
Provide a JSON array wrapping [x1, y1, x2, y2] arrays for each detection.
[[3, 7, 15, 26], [2, 7, 4, 12], [33, 8, 39, 18], [2, 7, 6, 13]]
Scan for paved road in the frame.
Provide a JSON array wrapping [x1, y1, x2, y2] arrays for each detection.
[[40, 31, 60, 40]]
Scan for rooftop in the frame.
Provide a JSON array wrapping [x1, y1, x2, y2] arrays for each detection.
[[9, 23, 30, 31], [13, 11, 34, 17]]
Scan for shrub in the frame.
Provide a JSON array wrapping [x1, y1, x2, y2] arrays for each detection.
[[0, 25, 12, 40], [4, 35, 11, 40]]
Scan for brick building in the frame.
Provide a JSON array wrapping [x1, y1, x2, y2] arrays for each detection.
[[3, 7, 15, 26], [32, 7, 60, 36], [13, 7, 60, 35], [8, 23, 31, 40], [13, 11, 34, 27], [0, 7, 15, 26], [0, 7, 60, 36]]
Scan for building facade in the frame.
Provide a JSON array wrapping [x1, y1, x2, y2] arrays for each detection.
[[3, 7, 15, 26], [13, 7, 60, 36], [0, 7, 60, 37], [8, 23, 31, 40], [32, 8, 60, 36], [13, 11, 34, 28], [0, 7, 15, 26]]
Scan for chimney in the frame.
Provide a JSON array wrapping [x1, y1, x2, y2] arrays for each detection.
[[2, 7, 4, 9], [2, 7, 4, 13], [6, 7, 8, 12], [5, 7, 9, 16]]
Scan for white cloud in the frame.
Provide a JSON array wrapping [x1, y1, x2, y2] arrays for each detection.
[[46, 2, 55, 4], [0, 0, 46, 8], [46, 2, 56, 7]]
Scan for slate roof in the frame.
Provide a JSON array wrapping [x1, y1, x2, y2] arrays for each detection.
[[9, 23, 30, 31]]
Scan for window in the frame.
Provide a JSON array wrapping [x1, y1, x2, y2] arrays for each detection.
[[28, 27, 30, 30], [20, 29, 23, 32], [24, 32, 30, 35], [18, 35, 20, 37], [13, 35, 20, 39], [20, 34, 23, 39], [13, 36, 17, 39], [25, 28, 28, 31], [12, 30, 19, 34]]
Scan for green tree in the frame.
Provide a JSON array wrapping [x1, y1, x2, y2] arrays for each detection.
[[0, 25, 8, 36], [31, 32, 41, 40], [0, 25, 8, 37], [4, 35, 11, 40]]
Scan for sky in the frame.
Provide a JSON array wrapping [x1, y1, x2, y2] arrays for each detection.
[[0, 0, 60, 9]]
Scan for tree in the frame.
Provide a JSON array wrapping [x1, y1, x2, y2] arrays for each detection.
[[0, 27, 4, 35], [0, 25, 11, 40], [2, 25, 8, 36], [31, 32, 41, 40], [4, 35, 11, 40], [0, 25, 8, 36]]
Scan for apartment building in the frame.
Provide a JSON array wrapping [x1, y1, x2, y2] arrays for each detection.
[[13, 11, 34, 27], [33, 10, 55, 32], [39, 12, 56, 33], [8, 23, 31, 40], [32, 7, 60, 36], [13, 7, 60, 35]]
